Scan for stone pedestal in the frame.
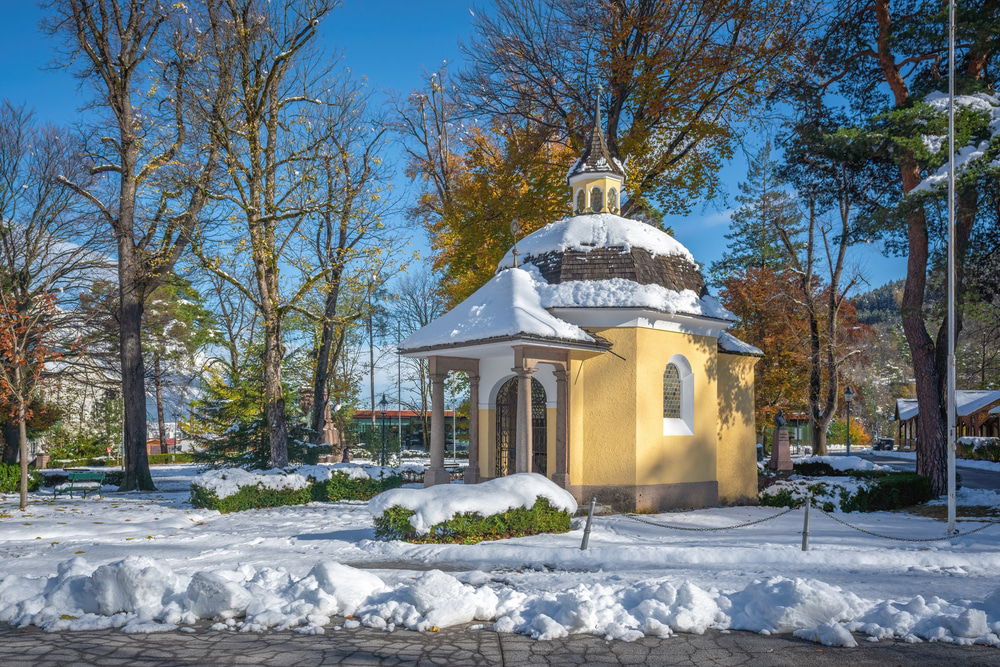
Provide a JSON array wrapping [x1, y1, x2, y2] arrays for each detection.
[[769, 427, 793, 471]]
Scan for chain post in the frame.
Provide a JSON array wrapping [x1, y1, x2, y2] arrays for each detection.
[[801, 496, 811, 551], [580, 497, 597, 550]]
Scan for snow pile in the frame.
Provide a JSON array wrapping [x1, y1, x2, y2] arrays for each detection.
[[498, 214, 695, 269], [959, 436, 999, 450], [193, 468, 313, 500], [534, 274, 736, 321], [4, 558, 1000, 647], [793, 456, 892, 472], [929, 487, 1000, 508], [915, 92, 1000, 193], [399, 268, 594, 350], [369, 473, 578, 535], [192, 463, 403, 500]]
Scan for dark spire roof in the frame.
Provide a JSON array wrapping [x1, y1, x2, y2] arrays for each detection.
[[567, 86, 625, 182]]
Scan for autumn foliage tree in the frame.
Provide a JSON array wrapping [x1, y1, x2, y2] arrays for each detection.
[[0, 292, 61, 510]]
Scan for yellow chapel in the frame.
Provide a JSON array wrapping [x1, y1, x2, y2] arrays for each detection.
[[399, 102, 761, 512]]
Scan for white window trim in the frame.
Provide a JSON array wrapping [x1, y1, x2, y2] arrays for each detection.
[[663, 354, 694, 436]]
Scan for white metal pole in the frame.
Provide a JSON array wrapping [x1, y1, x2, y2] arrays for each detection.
[[946, 0, 957, 535]]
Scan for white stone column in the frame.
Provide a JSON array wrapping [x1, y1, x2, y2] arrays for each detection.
[[425, 370, 450, 486], [553, 366, 569, 488], [464, 373, 480, 484], [514, 366, 534, 473]]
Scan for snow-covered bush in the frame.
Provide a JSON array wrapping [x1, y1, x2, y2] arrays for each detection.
[[760, 472, 932, 512], [190, 464, 403, 512], [958, 437, 1000, 463], [370, 473, 577, 543]]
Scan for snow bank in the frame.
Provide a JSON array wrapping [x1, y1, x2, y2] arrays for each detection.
[[928, 487, 1000, 508], [4, 558, 1000, 648], [193, 463, 402, 500], [498, 214, 696, 269], [760, 476, 871, 511], [369, 473, 578, 535], [792, 456, 891, 472], [399, 267, 594, 350]]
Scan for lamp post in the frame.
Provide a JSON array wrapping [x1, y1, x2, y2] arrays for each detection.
[[378, 393, 389, 466], [844, 386, 855, 456]]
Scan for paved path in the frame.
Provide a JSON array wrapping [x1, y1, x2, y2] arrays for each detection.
[[2, 623, 999, 666], [855, 452, 1000, 490]]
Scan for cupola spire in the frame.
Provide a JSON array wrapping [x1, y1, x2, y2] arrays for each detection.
[[567, 84, 624, 214]]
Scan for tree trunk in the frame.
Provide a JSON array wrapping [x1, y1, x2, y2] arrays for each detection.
[[117, 242, 154, 491], [154, 352, 167, 456], [263, 312, 288, 467], [309, 271, 342, 443], [18, 407, 29, 511]]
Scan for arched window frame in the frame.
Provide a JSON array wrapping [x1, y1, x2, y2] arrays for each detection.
[[576, 189, 586, 214], [608, 187, 618, 213], [590, 186, 603, 212], [662, 354, 694, 436]]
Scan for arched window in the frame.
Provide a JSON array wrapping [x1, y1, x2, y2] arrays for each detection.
[[590, 186, 603, 212], [608, 188, 618, 213], [663, 355, 694, 436], [663, 365, 682, 419], [576, 189, 585, 214]]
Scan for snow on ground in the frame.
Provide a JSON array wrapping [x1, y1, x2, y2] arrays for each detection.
[[3, 464, 1000, 648], [929, 487, 1000, 507], [792, 455, 893, 472]]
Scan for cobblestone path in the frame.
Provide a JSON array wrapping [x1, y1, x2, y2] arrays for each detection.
[[2, 623, 999, 666]]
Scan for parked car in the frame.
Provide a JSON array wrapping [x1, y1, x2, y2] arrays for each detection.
[[873, 437, 895, 451]]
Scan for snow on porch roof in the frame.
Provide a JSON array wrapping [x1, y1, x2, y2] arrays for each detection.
[[399, 267, 598, 353], [896, 390, 1000, 421]]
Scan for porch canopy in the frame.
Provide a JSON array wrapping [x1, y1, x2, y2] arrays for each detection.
[[399, 267, 609, 486]]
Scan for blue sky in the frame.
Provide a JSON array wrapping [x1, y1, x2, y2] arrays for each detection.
[[1, 0, 905, 290]]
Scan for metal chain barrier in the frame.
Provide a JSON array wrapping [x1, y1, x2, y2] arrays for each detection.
[[817, 507, 999, 542], [623, 506, 797, 532]]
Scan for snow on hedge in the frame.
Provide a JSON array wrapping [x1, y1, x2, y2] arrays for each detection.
[[369, 473, 578, 535], [760, 476, 871, 511], [2, 556, 1000, 647], [959, 436, 999, 450], [792, 456, 892, 472], [399, 268, 594, 350], [193, 464, 403, 500], [497, 213, 696, 269]]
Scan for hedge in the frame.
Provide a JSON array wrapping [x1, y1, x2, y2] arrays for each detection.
[[190, 483, 314, 513], [373, 496, 572, 544], [311, 472, 403, 502], [0, 464, 41, 494], [190, 470, 404, 512], [147, 453, 195, 465], [957, 438, 1000, 463], [760, 471, 933, 512], [40, 470, 124, 488]]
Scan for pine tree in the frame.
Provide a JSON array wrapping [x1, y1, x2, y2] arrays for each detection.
[[709, 142, 800, 284]]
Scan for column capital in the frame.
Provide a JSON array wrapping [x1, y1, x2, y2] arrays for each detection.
[[468, 373, 480, 382], [429, 372, 448, 383], [511, 366, 535, 377], [553, 367, 569, 382]]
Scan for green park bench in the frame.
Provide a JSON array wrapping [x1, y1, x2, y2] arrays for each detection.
[[52, 471, 106, 499]]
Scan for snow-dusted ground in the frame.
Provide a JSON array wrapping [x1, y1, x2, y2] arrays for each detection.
[[2, 464, 1000, 647]]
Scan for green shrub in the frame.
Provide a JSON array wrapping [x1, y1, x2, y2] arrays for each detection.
[[0, 464, 41, 493], [957, 438, 1000, 463], [793, 461, 838, 477], [51, 458, 110, 468], [190, 482, 313, 513], [311, 472, 403, 502], [147, 453, 195, 465], [841, 473, 933, 512], [373, 497, 572, 544]]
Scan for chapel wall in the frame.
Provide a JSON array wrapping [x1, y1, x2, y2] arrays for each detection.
[[716, 353, 759, 504]]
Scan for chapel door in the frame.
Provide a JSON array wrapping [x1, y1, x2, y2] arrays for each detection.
[[495, 376, 547, 476]]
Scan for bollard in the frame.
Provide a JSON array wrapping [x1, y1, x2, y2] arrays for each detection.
[[801, 496, 811, 552], [580, 497, 597, 550]]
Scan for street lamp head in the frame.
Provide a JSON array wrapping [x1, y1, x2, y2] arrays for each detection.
[[844, 386, 855, 403], [378, 393, 389, 411]]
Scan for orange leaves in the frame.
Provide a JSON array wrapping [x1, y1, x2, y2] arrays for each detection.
[[0, 291, 62, 419]]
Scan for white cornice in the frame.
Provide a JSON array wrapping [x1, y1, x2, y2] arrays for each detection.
[[549, 307, 729, 338]]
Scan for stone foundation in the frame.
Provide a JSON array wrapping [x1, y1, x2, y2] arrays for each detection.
[[570, 480, 719, 513]]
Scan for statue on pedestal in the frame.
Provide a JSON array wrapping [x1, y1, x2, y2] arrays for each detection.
[[769, 409, 793, 471]]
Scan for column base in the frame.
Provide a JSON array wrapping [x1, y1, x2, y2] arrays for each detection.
[[463, 467, 480, 485], [423, 467, 451, 487], [552, 473, 570, 489]]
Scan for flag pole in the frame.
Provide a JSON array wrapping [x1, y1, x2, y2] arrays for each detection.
[[946, 0, 957, 535]]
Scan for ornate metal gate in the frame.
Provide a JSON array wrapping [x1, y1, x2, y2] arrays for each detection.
[[495, 376, 547, 476]]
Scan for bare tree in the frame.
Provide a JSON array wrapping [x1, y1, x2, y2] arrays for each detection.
[[193, 0, 338, 467], [44, 0, 221, 490], [394, 269, 445, 448]]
